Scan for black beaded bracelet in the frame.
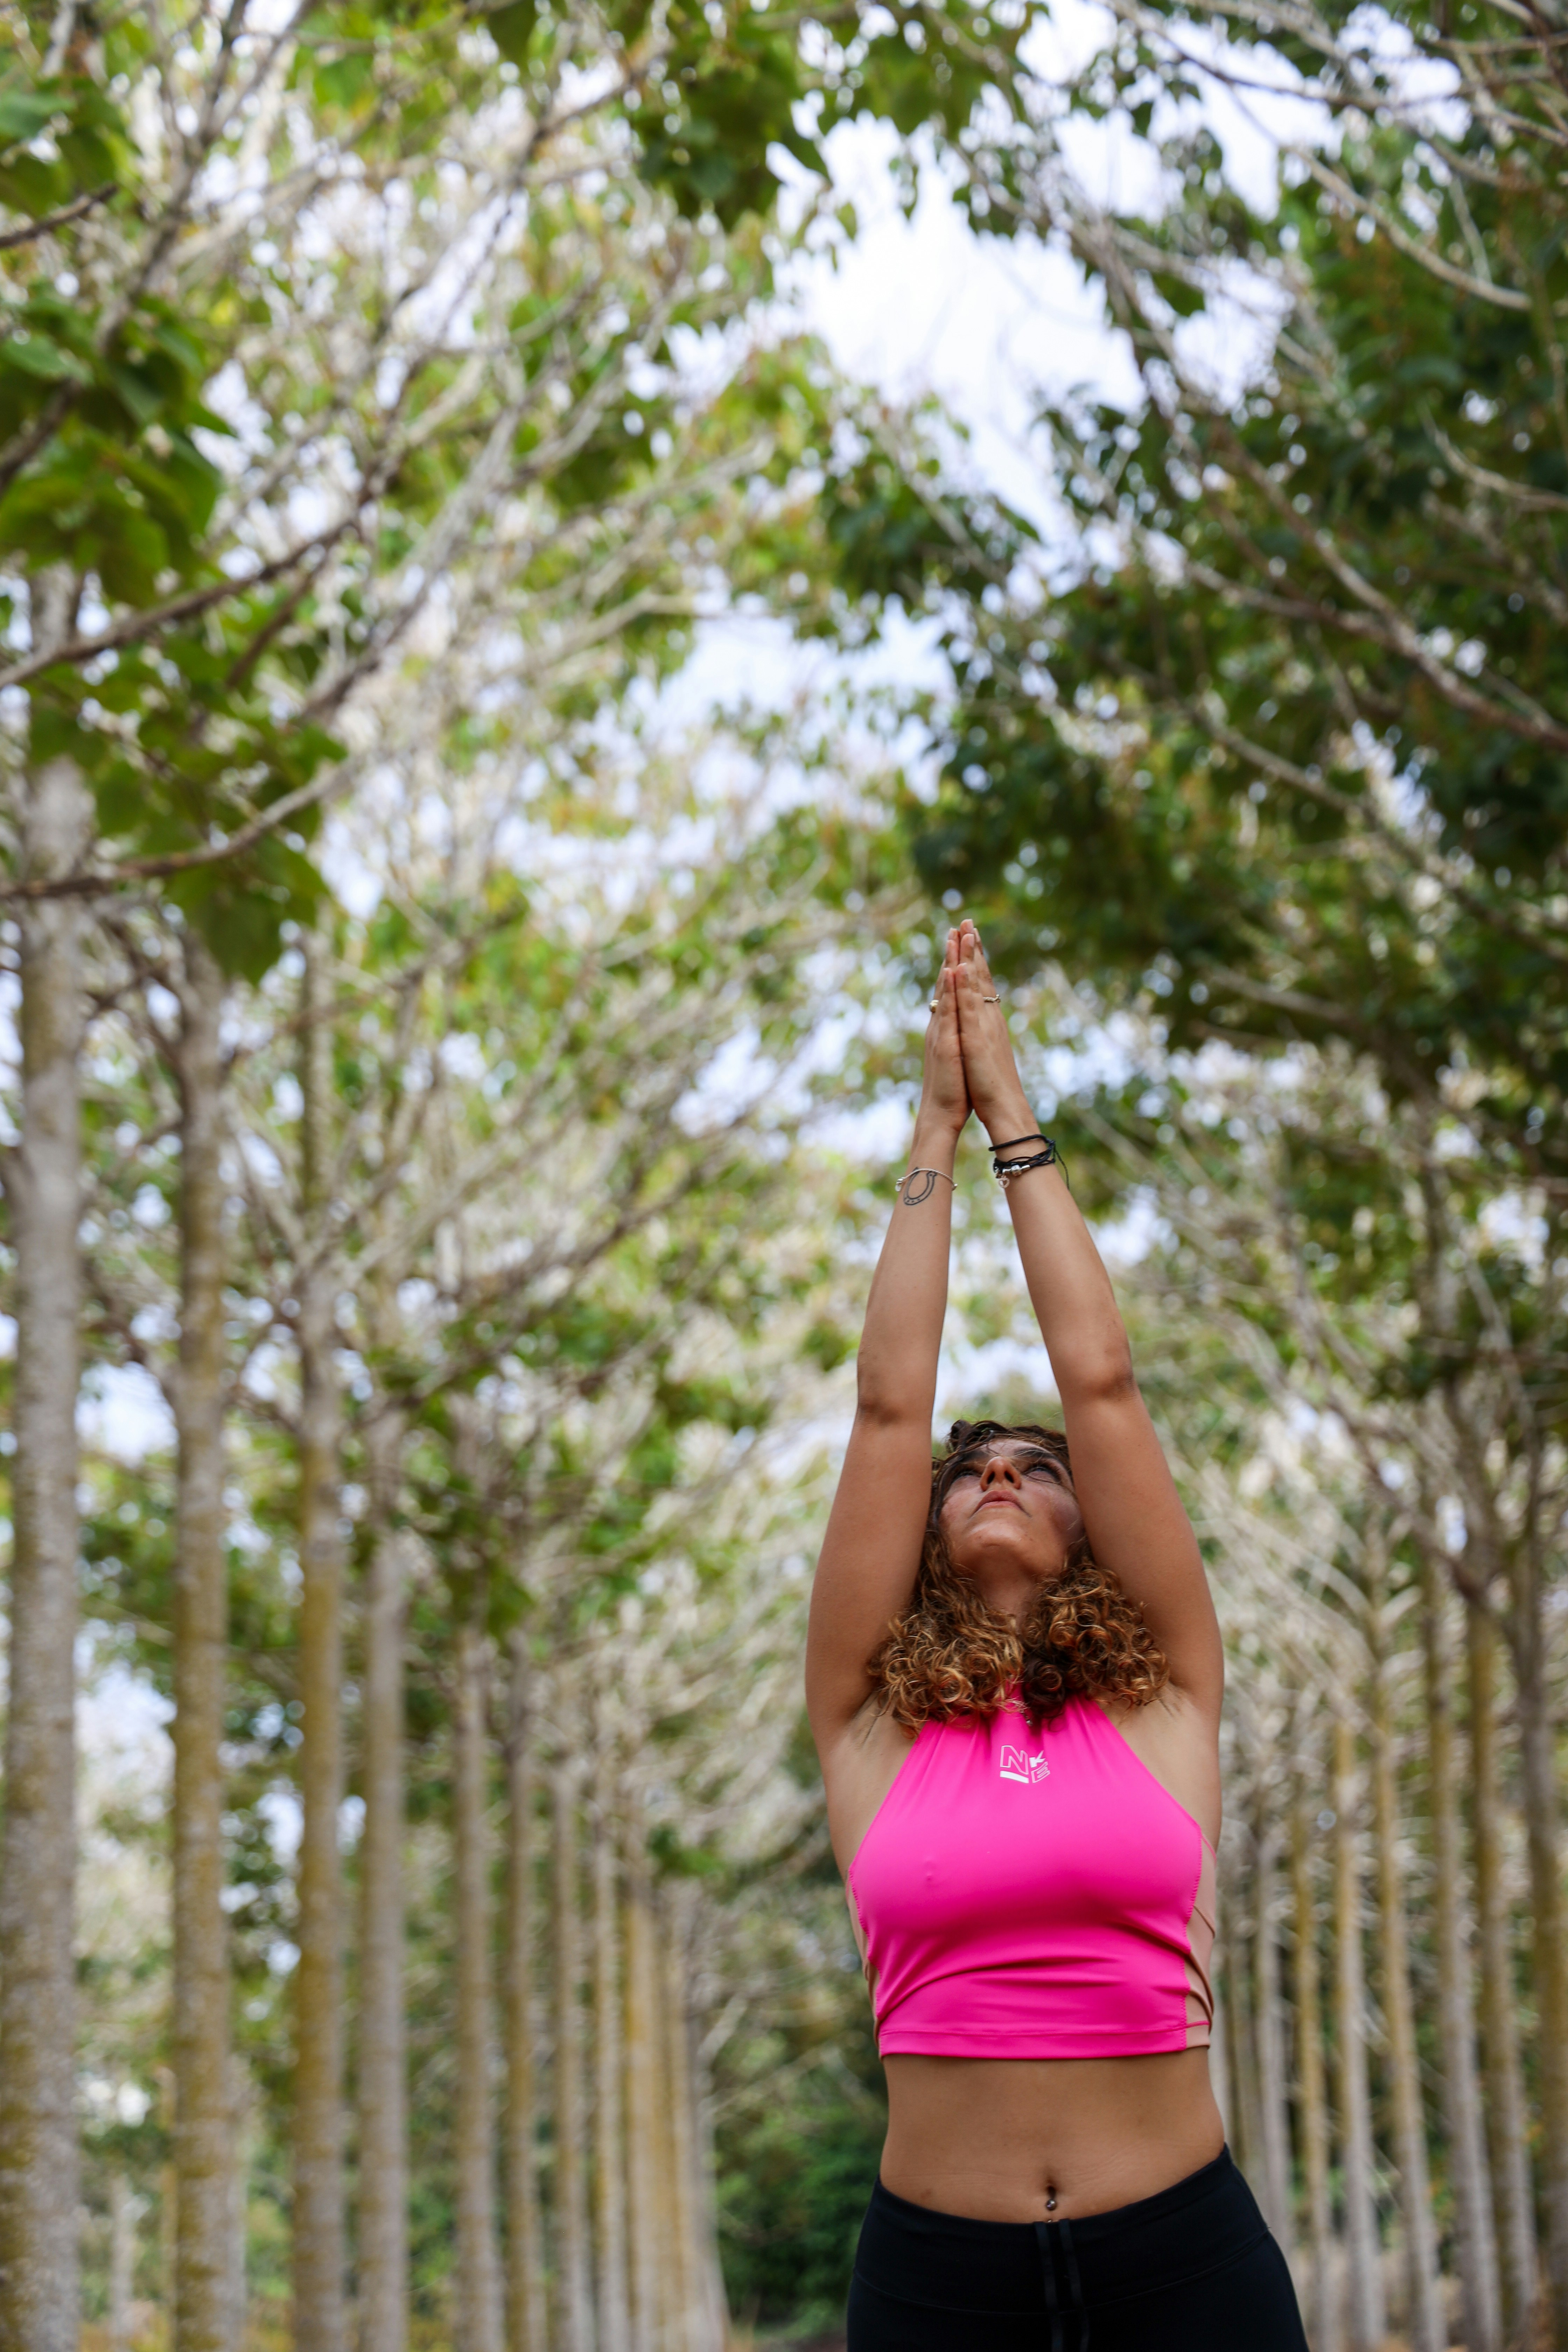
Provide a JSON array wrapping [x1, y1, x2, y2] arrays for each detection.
[[990, 1136, 1068, 1191]]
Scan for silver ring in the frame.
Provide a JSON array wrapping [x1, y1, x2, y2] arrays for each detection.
[[981, 993, 1001, 1004]]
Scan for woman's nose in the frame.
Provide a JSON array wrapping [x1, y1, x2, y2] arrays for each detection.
[[980, 1456, 1020, 1488]]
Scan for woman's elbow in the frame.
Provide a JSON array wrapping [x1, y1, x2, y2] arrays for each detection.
[[852, 1366, 929, 1431], [1067, 1349, 1138, 1407]]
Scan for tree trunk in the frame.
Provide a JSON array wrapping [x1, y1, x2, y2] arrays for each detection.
[[1224, 1926, 1263, 2198], [0, 722, 92, 2352], [647, 1896, 683, 2352], [1208, 1969, 1231, 2143], [1508, 1527, 1568, 2352], [1252, 1820, 1294, 2258], [686, 2000, 727, 2352], [358, 1420, 410, 2352], [227, 2062, 249, 2352], [1332, 1714, 1385, 2352], [623, 1860, 663, 2352], [455, 1618, 504, 2352], [1420, 1556, 1501, 2352], [592, 1794, 630, 2352], [505, 1638, 547, 2352], [294, 933, 346, 2352], [1468, 1603, 1539, 2341], [172, 936, 234, 2352], [659, 1893, 721, 2352], [107, 2176, 135, 2352], [1369, 1657, 1443, 2352], [1291, 1788, 1338, 2352], [552, 1765, 594, 2352]]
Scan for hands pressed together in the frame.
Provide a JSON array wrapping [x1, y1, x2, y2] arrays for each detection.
[[920, 918, 1034, 1144]]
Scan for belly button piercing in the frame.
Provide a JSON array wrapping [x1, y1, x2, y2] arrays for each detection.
[[1045, 2191, 1058, 2213]]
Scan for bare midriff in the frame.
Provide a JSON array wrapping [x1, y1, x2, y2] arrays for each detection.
[[880, 2048, 1225, 2223]]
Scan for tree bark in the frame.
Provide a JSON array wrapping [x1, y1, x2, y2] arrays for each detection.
[[107, 2176, 135, 2352], [1506, 1527, 1568, 2350], [172, 935, 234, 2352], [357, 1420, 409, 2352], [1468, 1603, 1539, 2341], [1368, 1653, 1443, 2352], [1207, 1970, 1232, 2144], [505, 1638, 547, 2352], [623, 1858, 663, 2352], [552, 1764, 594, 2352], [1223, 1926, 1263, 2199], [1332, 1713, 1385, 2352], [686, 1994, 728, 2352], [294, 932, 346, 2352], [659, 1893, 721, 2352], [0, 722, 91, 2352], [1291, 1788, 1338, 2352], [592, 1794, 630, 2352], [1420, 1556, 1501, 2352], [648, 1893, 684, 2352], [1252, 1818, 1294, 2259], [455, 1618, 504, 2352]]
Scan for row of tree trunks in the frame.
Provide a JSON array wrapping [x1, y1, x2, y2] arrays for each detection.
[[1227, 1588, 1552, 2352]]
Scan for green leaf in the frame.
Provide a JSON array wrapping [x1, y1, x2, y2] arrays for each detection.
[[0, 91, 59, 149], [2, 333, 91, 383], [488, 0, 539, 62]]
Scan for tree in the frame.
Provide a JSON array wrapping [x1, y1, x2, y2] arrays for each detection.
[[858, 5, 1568, 2332], [0, 0, 1036, 2334]]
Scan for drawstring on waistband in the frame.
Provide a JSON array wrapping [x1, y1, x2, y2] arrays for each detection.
[[1035, 2216, 1090, 2352]]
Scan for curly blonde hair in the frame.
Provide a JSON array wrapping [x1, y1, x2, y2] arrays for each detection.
[[868, 1420, 1169, 1731]]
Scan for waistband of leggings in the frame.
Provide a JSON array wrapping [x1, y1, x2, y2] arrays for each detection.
[[869, 2144, 1237, 2245]]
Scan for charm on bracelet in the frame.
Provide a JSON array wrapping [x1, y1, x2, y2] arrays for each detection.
[[894, 1167, 957, 1206]]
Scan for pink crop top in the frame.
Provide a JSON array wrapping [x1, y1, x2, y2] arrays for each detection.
[[846, 1693, 1215, 2061]]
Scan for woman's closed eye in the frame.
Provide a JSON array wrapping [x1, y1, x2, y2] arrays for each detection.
[[949, 1456, 1062, 1486]]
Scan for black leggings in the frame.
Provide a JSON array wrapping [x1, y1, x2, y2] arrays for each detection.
[[846, 2148, 1307, 2351]]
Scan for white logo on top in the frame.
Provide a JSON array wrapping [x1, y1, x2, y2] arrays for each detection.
[[1000, 1746, 1050, 1785]]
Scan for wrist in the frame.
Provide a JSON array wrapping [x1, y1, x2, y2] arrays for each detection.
[[978, 1097, 1038, 1145], [909, 1118, 961, 1168]]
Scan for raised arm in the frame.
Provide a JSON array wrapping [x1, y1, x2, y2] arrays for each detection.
[[953, 926, 1224, 1716], [805, 933, 969, 1747]]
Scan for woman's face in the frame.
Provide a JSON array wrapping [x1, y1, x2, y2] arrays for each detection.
[[937, 1441, 1086, 1621]]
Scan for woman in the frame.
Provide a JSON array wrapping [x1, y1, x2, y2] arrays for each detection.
[[805, 920, 1307, 2351]]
